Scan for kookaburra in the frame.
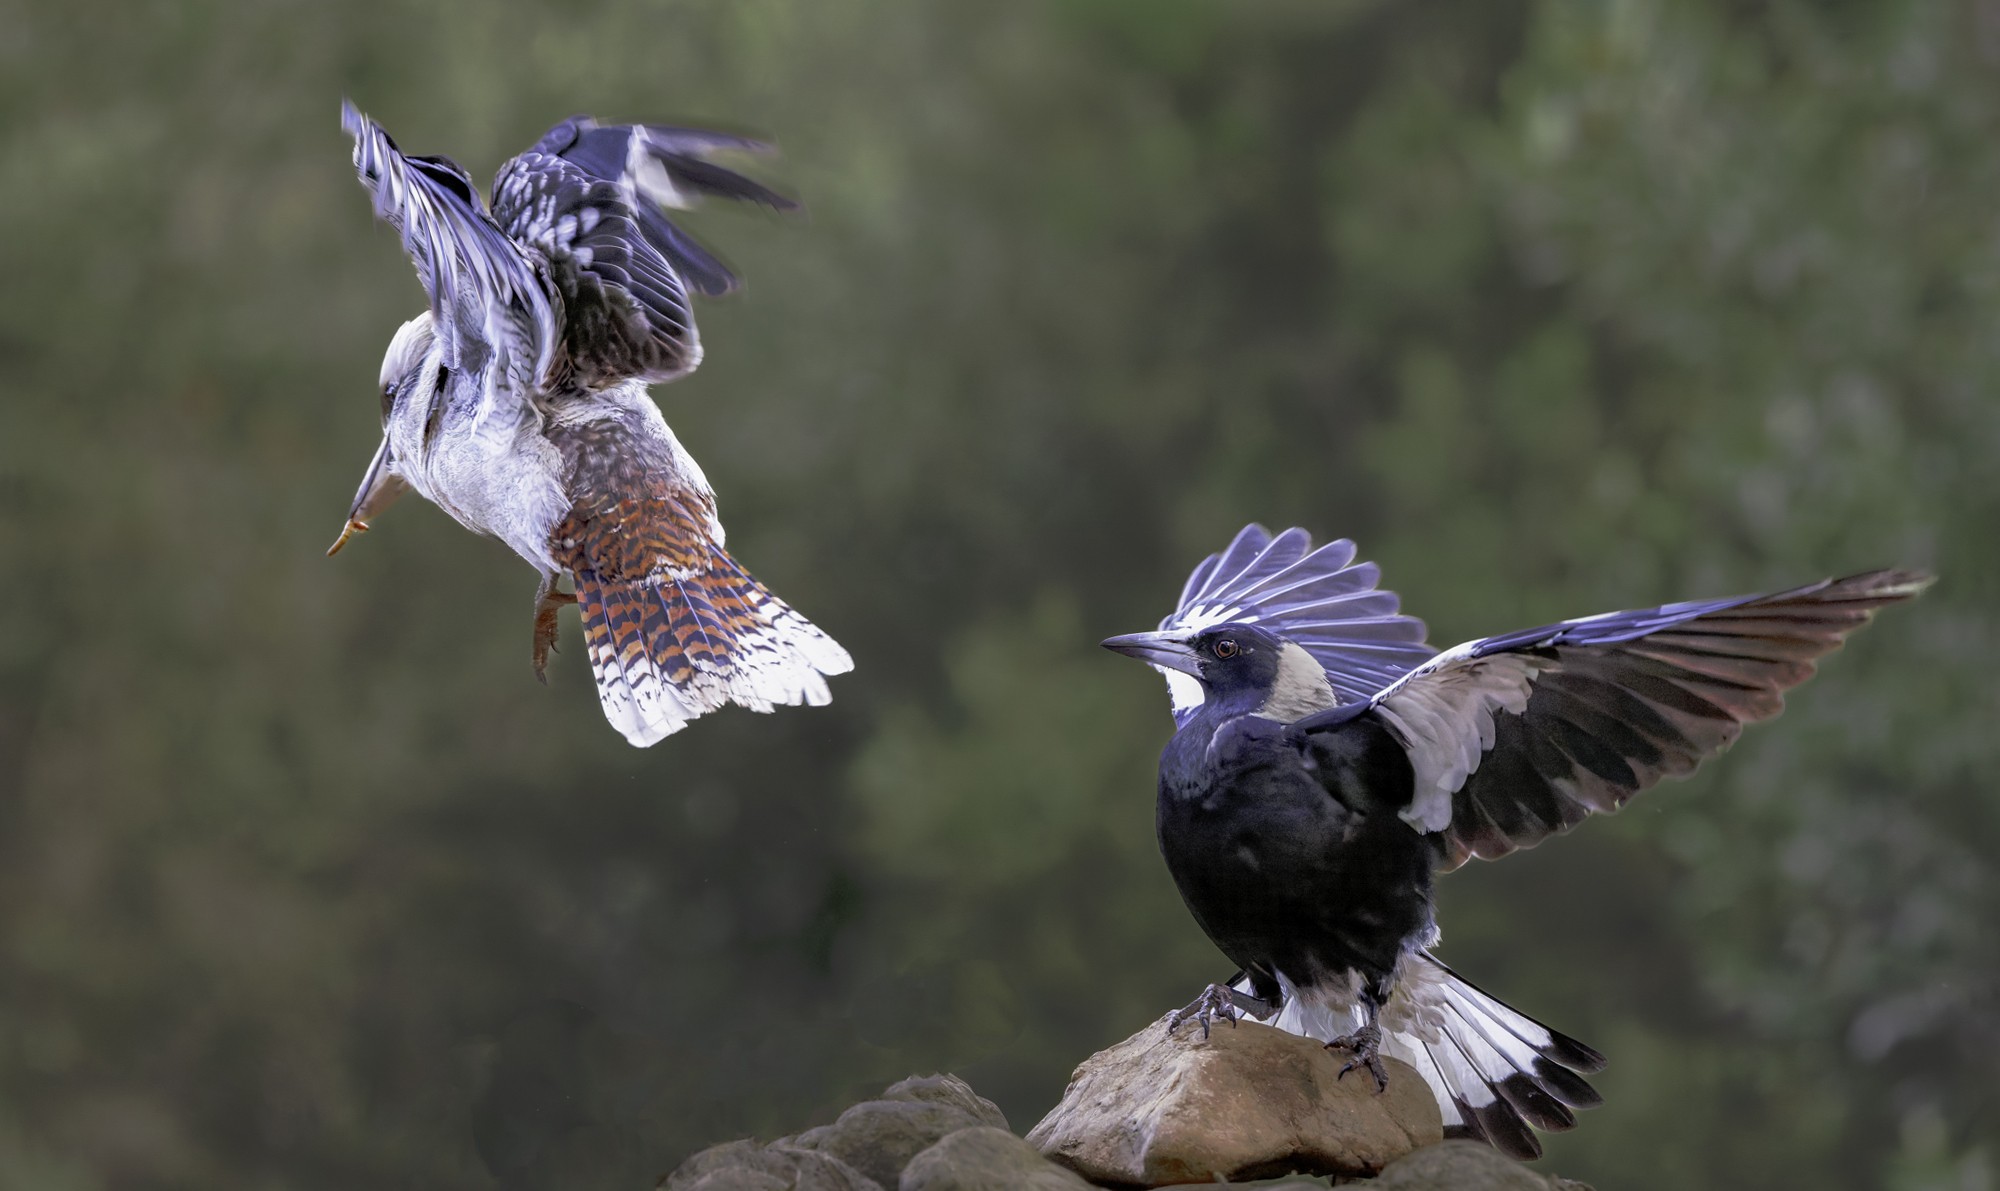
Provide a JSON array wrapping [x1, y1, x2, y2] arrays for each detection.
[[332, 102, 851, 746]]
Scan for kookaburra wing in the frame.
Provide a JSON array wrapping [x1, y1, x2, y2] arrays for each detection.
[[1104, 525, 1929, 1159], [333, 103, 851, 747]]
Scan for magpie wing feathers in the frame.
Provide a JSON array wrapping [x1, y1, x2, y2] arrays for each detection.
[[493, 117, 796, 387], [1159, 524, 1434, 722], [342, 102, 555, 432], [1304, 569, 1932, 869]]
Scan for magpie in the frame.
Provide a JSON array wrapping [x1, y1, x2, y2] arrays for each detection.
[[332, 104, 851, 745], [1102, 524, 1929, 1159]]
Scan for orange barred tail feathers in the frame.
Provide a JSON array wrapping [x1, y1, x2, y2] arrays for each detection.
[[571, 544, 852, 747]]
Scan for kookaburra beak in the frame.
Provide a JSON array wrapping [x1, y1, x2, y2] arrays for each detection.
[[1101, 631, 1202, 676], [327, 435, 410, 557]]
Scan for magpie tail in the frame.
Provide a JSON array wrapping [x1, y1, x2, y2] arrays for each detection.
[[1260, 958, 1604, 1161], [571, 548, 852, 748]]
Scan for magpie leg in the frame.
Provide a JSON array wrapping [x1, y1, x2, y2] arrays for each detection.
[[532, 572, 578, 685], [1167, 983, 1276, 1040], [1326, 991, 1390, 1092]]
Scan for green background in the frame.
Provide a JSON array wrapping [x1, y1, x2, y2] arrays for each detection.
[[1, 1, 1993, 1187]]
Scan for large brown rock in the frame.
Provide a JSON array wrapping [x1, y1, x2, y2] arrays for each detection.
[[1026, 1013, 1442, 1185], [898, 1126, 1096, 1191]]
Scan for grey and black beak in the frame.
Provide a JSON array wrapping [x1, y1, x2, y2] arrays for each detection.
[[1101, 631, 1202, 677], [326, 435, 409, 557]]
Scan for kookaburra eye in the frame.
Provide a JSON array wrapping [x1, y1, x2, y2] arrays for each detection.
[[1213, 638, 1238, 659], [380, 384, 396, 422]]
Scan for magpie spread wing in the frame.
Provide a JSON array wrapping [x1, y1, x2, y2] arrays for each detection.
[[492, 116, 796, 388], [1298, 569, 1933, 869], [342, 102, 555, 433], [1157, 524, 1434, 722]]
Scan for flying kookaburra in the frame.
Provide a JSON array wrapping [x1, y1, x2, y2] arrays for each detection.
[[333, 102, 851, 746]]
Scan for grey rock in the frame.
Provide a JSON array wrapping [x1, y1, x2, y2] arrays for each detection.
[[810, 1098, 987, 1188], [1372, 1140, 1583, 1190], [681, 1172, 791, 1191], [880, 1074, 1009, 1131], [1027, 1013, 1442, 1185], [898, 1126, 1094, 1191], [661, 1137, 883, 1191]]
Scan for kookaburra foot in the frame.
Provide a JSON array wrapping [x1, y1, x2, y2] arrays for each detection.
[[1168, 983, 1271, 1040], [1327, 1024, 1389, 1092], [532, 576, 579, 684]]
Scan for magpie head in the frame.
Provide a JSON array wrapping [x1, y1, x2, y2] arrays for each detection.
[[1103, 624, 1335, 720]]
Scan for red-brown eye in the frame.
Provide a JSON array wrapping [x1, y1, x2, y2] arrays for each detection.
[[1213, 639, 1238, 659]]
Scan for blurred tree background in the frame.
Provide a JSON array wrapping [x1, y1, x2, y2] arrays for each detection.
[[1, 0, 1994, 1187]]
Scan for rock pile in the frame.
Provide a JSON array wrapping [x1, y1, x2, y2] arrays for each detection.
[[660, 1024, 1591, 1189], [660, 1074, 1090, 1191]]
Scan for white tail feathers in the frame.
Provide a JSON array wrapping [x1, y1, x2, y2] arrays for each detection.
[[1246, 957, 1604, 1161]]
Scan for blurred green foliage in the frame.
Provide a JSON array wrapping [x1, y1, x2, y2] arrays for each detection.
[[1, 0, 1994, 1187]]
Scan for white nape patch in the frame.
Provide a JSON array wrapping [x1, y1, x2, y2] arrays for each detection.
[[1258, 641, 1339, 722], [1159, 667, 1205, 718]]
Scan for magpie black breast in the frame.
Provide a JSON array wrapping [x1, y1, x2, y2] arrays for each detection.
[[1103, 524, 1930, 1160]]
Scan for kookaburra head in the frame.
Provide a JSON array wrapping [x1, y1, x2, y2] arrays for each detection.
[[327, 313, 433, 556]]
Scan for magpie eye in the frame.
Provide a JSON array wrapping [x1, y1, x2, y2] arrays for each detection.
[[1212, 639, 1238, 659]]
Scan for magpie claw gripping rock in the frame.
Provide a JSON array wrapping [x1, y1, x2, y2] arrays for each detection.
[[1327, 1024, 1389, 1092], [1167, 983, 1243, 1040], [1105, 523, 1929, 1159]]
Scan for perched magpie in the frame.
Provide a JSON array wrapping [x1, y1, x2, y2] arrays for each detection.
[[332, 104, 851, 745], [1103, 525, 1929, 1159]]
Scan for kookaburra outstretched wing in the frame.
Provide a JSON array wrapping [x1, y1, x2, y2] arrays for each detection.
[[490, 116, 798, 390], [333, 103, 851, 747], [342, 102, 556, 439], [1105, 524, 1928, 1159]]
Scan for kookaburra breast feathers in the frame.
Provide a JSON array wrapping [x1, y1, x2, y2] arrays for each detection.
[[334, 102, 850, 746]]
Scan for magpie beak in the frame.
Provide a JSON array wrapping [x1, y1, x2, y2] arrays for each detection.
[[328, 435, 409, 556], [1101, 631, 1202, 676]]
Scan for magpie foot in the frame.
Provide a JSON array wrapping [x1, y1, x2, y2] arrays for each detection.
[[1327, 1024, 1389, 1092], [532, 578, 578, 685], [1167, 984, 1244, 1040]]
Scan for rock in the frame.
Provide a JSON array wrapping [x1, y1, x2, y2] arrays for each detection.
[[898, 1126, 1095, 1191], [1027, 1013, 1442, 1185], [1372, 1140, 1588, 1189], [660, 1138, 883, 1191], [879, 1074, 1009, 1131], [680, 1172, 790, 1191], [802, 1096, 991, 1188]]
